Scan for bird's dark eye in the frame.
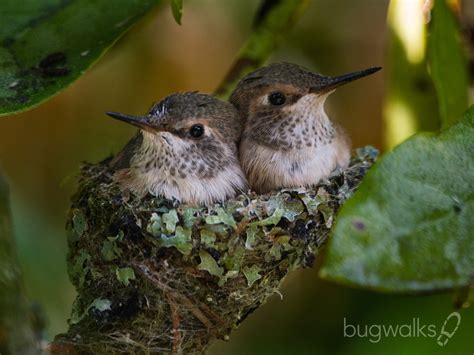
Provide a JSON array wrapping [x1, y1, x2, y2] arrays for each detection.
[[269, 92, 286, 106], [189, 124, 205, 138]]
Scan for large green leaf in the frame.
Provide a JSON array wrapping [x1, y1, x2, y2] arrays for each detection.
[[428, 0, 469, 128], [0, 0, 160, 116], [320, 106, 474, 293]]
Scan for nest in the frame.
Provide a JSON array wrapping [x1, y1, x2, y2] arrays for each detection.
[[52, 147, 377, 354]]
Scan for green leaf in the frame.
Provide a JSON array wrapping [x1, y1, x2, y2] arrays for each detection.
[[170, 0, 183, 25], [115, 267, 136, 286], [158, 226, 192, 255], [320, 107, 474, 293], [0, 0, 160, 116], [243, 265, 262, 287], [197, 250, 223, 277], [428, 0, 469, 128]]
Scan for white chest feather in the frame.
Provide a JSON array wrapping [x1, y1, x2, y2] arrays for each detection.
[[115, 132, 248, 205], [240, 95, 350, 193], [240, 138, 349, 193], [123, 163, 247, 205]]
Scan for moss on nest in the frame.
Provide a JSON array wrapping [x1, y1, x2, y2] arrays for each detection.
[[53, 146, 377, 354]]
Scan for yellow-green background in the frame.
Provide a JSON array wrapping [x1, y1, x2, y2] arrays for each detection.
[[0, 1, 473, 353]]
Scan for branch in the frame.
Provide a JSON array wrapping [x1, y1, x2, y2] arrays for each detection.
[[214, 0, 309, 99], [0, 172, 38, 353], [384, 0, 441, 148]]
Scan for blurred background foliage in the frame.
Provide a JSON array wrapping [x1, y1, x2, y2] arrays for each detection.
[[0, 0, 473, 353]]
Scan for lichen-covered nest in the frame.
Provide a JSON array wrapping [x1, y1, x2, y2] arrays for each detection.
[[53, 146, 377, 354]]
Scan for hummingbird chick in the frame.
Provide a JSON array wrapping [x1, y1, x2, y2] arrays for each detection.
[[106, 92, 248, 205], [230, 62, 381, 193]]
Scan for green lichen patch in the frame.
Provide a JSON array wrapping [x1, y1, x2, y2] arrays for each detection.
[[71, 208, 87, 240], [158, 226, 193, 255], [162, 209, 179, 233], [198, 250, 224, 278], [54, 147, 377, 353], [243, 265, 262, 287], [115, 267, 136, 286], [70, 298, 112, 325]]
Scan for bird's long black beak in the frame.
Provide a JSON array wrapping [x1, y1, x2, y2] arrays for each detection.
[[106, 111, 164, 133], [310, 67, 381, 94]]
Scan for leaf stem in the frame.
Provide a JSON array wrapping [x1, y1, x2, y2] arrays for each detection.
[[214, 0, 309, 99]]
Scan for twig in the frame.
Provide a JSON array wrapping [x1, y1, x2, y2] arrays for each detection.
[[166, 293, 182, 355], [214, 0, 309, 99]]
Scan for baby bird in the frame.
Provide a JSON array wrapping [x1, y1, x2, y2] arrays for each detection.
[[106, 92, 248, 205], [230, 62, 380, 193]]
